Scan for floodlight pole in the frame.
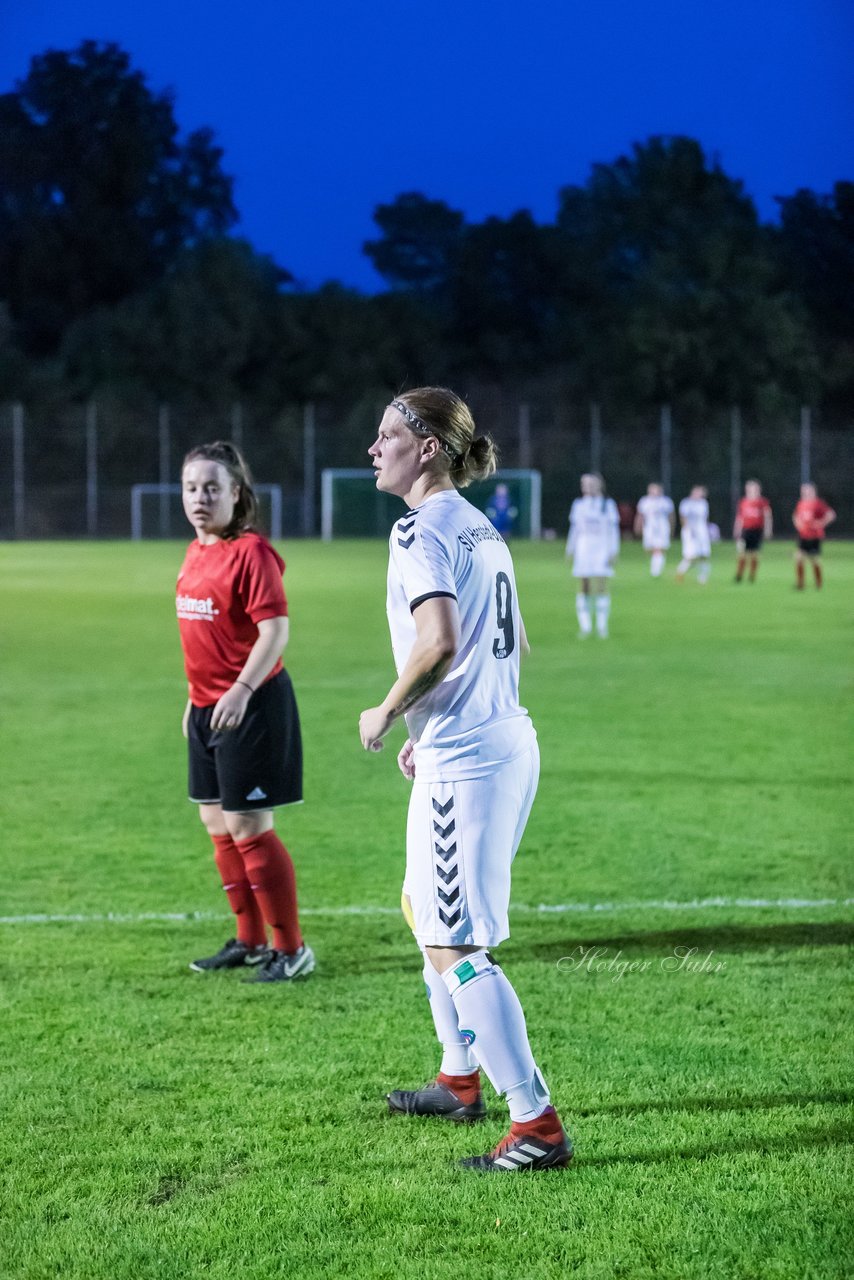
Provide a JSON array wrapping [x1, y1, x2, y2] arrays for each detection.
[[800, 406, 811, 484], [660, 404, 672, 497], [158, 404, 170, 538], [303, 402, 316, 536], [12, 402, 25, 538], [589, 402, 602, 473], [729, 406, 742, 524], [86, 402, 98, 537], [518, 403, 531, 468]]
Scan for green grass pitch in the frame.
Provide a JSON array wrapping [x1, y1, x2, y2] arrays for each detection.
[[1, 536, 852, 1280]]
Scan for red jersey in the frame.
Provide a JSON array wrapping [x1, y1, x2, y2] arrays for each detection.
[[177, 532, 287, 706], [794, 499, 831, 541], [737, 496, 771, 530]]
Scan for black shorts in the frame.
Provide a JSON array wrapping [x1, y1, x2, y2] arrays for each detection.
[[742, 528, 764, 552], [798, 537, 822, 556], [188, 669, 303, 812]]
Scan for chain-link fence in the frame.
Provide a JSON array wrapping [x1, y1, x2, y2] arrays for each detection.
[[1, 393, 850, 539]]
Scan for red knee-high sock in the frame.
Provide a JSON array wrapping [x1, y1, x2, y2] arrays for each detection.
[[735, 555, 746, 580], [437, 1071, 482, 1103], [749, 555, 758, 582], [211, 833, 267, 947], [796, 560, 805, 588], [236, 831, 303, 954], [813, 560, 823, 588]]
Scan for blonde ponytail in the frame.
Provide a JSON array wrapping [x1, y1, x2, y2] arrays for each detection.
[[394, 386, 499, 490]]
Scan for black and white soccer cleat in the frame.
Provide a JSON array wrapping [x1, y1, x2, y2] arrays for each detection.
[[189, 938, 269, 971], [243, 943, 316, 983], [387, 1078, 486, 1123]]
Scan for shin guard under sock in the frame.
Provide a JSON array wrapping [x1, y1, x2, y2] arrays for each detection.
[[236, 831, 303, 954], [423, 952, 478, 1077], [211, 833, 266, 947], [442, 950, 551, 1122], [595, 593, 610, 636]]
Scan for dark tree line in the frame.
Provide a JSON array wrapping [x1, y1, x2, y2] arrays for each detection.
[[1, 40, 852, 428]]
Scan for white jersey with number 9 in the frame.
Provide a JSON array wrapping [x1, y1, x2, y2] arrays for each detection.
[[386, 489, 536, 783]]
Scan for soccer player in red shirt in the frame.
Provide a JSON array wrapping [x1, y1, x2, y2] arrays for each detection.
[[792, 482, 836, 589], [177, 441, 314, 981], [733, 480, 773, 583]]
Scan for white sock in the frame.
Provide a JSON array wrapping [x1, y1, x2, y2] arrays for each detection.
[[650, 551, 664, 576], [697, 559, 711, 584], [677, 558, 691, 576], [422, 953, 477, 1076], [442, 951, 551, 1122], [575, 593, 592, 635], [595, 593, 610, 637]]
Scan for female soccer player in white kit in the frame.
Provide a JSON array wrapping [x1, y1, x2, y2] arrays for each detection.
[[359, 387, 571, 1173], [634, 482, 675, 577], [677, 485, 712, 583], [566, 473, 620, 637]]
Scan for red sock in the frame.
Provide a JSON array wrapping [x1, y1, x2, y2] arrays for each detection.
[[735, 555, 746, 580], [509, 1105, 564, 1139], [796, 561, 805, 588], [211, 834, 266, 947], [438, 1070, 481, 1102], [236, 831, 303, 954], [814, 561, 823, 588], [749, 556, 758, 582]]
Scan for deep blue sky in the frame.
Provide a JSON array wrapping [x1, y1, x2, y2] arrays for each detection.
[[2, 0, 852, 291]]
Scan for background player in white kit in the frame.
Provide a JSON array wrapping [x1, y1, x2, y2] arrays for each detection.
[[634, 482, 675, 577], [358, 386, 571, 1173], [566, 473, 620, 637], [677, 485, 712, 583]]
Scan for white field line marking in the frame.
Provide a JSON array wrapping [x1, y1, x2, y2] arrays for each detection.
[[0, 896, 852, 926]]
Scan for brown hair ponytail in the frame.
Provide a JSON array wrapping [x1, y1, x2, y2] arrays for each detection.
[[182, 441, 258, 539]]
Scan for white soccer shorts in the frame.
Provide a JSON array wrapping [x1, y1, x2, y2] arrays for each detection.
[[681, 530, 711, 560], [642, 529, 671, 551], [403, 742, 540, 948], [572, 548, 614, 578]]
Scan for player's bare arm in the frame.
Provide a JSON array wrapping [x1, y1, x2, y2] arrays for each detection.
[[520, 613, 530, 656], [359, 596, 460, 751], [211, 615, 289, 732]]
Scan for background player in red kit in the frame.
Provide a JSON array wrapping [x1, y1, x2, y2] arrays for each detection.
[[733, 479, 773, 583], [792, 483, 836, 589], [177, 441, 314, 982]]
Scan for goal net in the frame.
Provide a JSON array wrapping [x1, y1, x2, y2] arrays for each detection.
[[130, 484, 283, 539], [321, 469, 541, 540]]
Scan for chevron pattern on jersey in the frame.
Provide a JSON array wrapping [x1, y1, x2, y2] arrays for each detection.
[[432, 793, 463, 929], [397, 516, 417, 549]]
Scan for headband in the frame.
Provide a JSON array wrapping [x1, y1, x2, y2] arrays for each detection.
[[389, 399, 459, 461]]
